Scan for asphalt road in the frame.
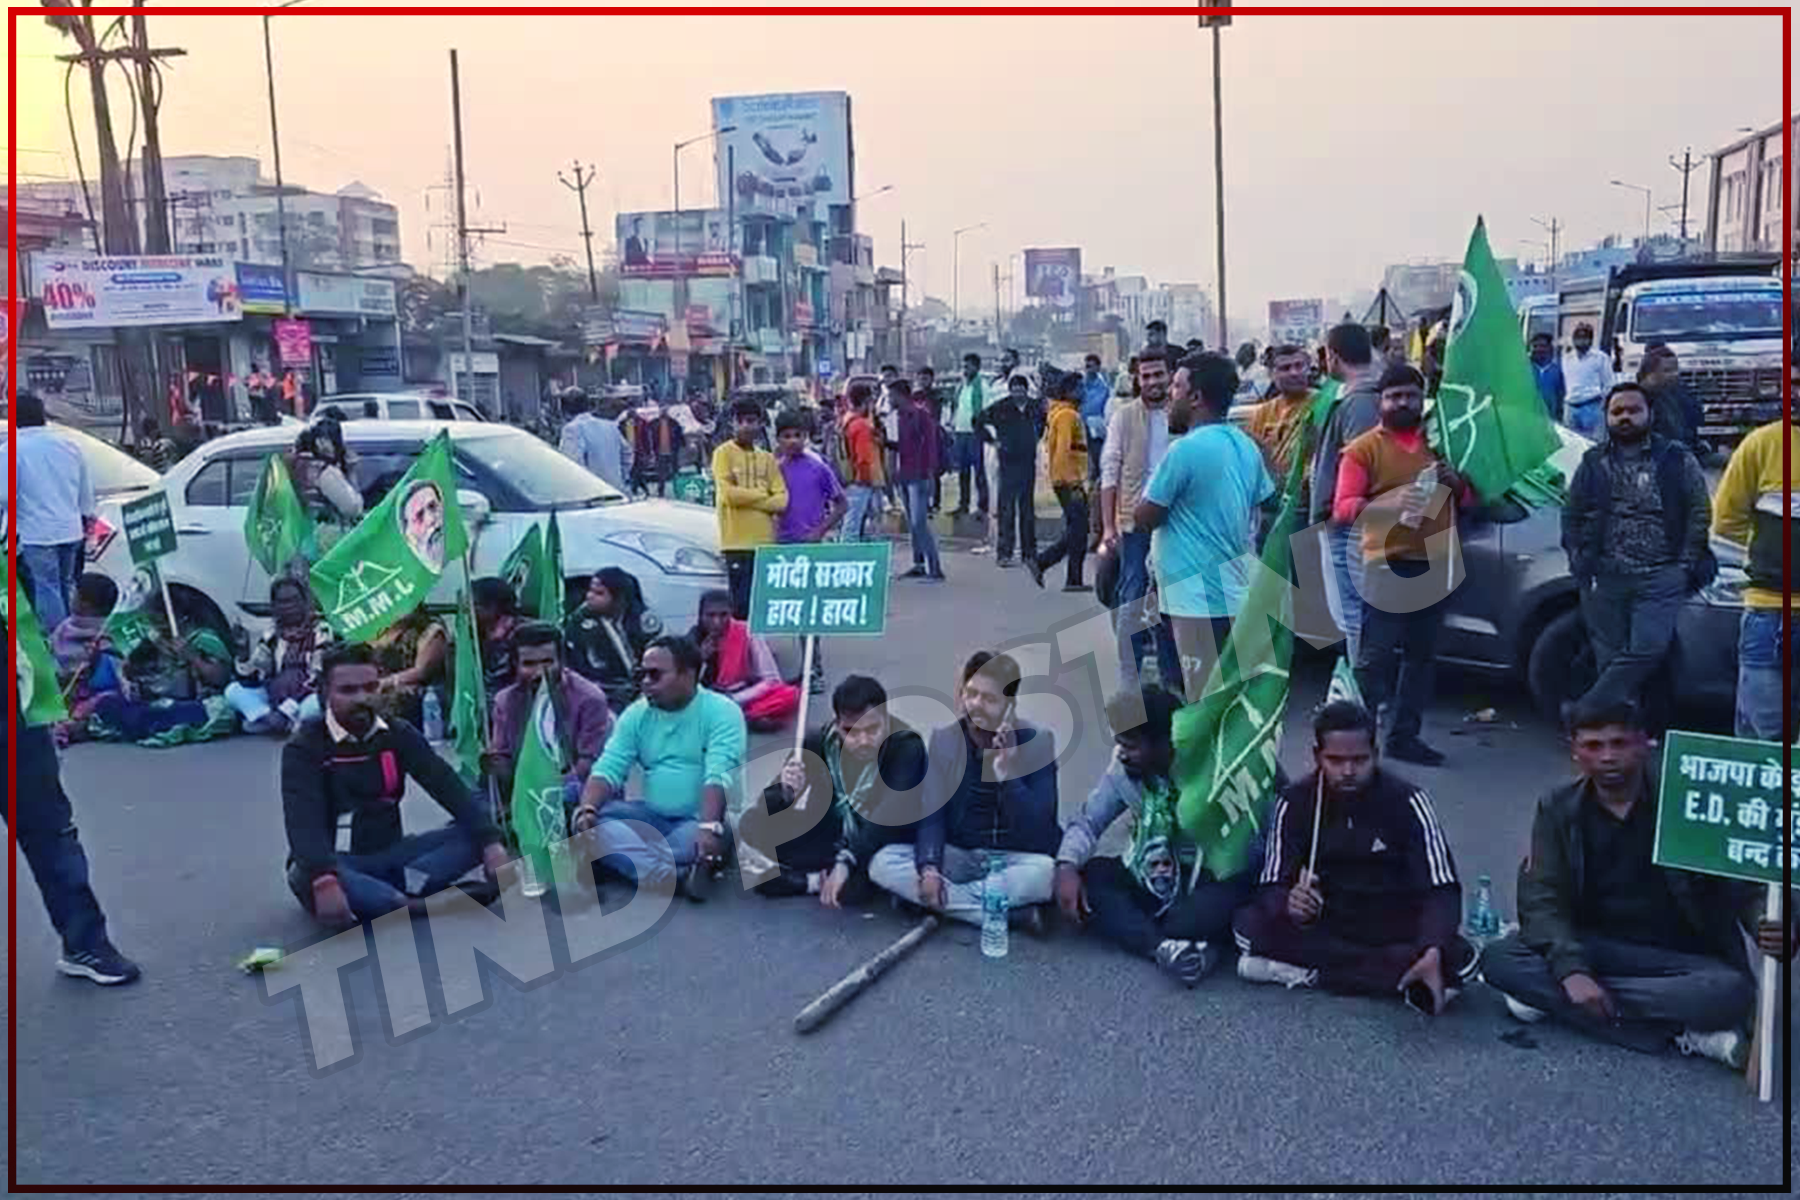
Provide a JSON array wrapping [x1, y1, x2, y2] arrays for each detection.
[[6, 547, 1793, 1188]]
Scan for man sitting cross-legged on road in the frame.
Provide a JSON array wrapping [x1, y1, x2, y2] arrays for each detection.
[[869, 651, 1060, 931], [740, 674, 929, 904], [1056, 686, 1263, 987], [283, 643, 509, 929], [571, 634, 747, 900], [1482, 697, 1795, 1068], [1233, 701, 1477, 1013], [486, 621, 614, 824]]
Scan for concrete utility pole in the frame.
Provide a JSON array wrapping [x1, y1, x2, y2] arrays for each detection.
[[952, 222, 986, 328], [898, 219, 925, 366], [1669, 148, 1698, 243], [445, 52, 505, 409], [559, 160, 602, 301], [993, 262, 1002, 345], [1200, 4, 1232, 350], [1532, 215, 1562, 288]]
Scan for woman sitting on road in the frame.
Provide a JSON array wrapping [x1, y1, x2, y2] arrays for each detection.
[[473, 576, 524, 697], [691, 589, 800, 732], [369, 607, 448, 728], [89, 595, 236, 747], [225, 576, 334, 734], [563, 566, 663, 713]]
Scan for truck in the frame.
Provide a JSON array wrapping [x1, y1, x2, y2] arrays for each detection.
[[1555, 254, 1783, 453]]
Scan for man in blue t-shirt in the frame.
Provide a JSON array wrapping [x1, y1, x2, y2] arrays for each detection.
[[1133, 351, 1274, 703]]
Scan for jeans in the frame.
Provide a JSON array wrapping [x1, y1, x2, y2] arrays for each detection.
[[1564, 399, 1604, 439], [1481, 932, 1754, 1052], [1735, 608, 1795, 741], [91, 694, 209, 741], [1036, 484, 1089, 587], [1578, 565, 1687, 714], [5, 718, 113, 955], [868, 843, 1056, 927], [287, 826, 483, 923], [1083, 856, 1250, 959], [224, 683, 321, 728], [1168, 614, 1233, 705], [995, 465, 1037, 563], [902, 479, 942, 575], [843, 484, 880, 542], [585, 799, 717, 893], [1114, 529, 1182, 694], [1356, 557, 1445, 743], [21, 541, 82, 630], [724, 550, 756, 619], [1322, 525, 1365, 667], [952, 432, 989, 513]]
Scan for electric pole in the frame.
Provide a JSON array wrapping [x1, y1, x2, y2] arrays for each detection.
[[558, 160, 601, 301], [1532, 216, 1562, 289], [1200, 4, 1231, 350], [993, 262, 1002, 346], [898, 220, 925, 366], [1669, 147, 1698, 244], [447, 50, 505, 411]]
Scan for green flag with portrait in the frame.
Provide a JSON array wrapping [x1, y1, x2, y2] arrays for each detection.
[[309, 431, 467, 642]]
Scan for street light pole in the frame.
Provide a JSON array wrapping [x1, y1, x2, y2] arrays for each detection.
[[1210, 22, 1228, 351], [673, 126, 736, 258], [260, 15, 291, 318], [952, 222, 986, 327], [1612, 180, 1653, 245]]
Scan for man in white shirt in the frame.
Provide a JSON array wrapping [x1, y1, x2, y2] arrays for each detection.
[[1561, 323, 1615, 440], [6, 392, 94, 628], [557, 389, 632, 493]]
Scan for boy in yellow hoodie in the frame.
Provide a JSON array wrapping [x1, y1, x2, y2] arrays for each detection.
[[713, 398, 788, 618], [1027, 372, 1091, 592]]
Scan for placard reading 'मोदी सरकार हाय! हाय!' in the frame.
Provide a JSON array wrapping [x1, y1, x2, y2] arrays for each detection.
[[748, 542, 890, 638]]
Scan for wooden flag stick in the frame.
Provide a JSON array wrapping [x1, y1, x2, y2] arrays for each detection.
[[1305, 767, 1326, 880], [1749, 883, 1780, 1103], [794, 916, 939, 1035]]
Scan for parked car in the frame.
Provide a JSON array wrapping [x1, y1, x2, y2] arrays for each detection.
[[0, 422, 159, 554], [86, 420, 727, 637], [313, 393, 487, 424]]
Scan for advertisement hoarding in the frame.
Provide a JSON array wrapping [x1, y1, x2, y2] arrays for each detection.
[[616, 210, 736, 277], [1267, 298, 1326, 347], [296, 272, 397, 319], [712, 91, 852, 219], [612, 310, 668, 343], [235, 262, 288, 314], [273, 318, 313, 368], [31, 253, 242, 329], [1023, 248, 1082, 309]]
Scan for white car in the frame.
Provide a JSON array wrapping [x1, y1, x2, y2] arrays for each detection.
[[87, 420, 726, 634], [313, 393, 487, 424]]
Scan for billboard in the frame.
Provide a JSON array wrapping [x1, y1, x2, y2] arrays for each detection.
[[616, 209, 736, 277], [235, 262, 288, 314], [296, 272, 397, 319], [1024, 248, 1082, 309], [1267, 298, 1326, 347], [712, 91, 852, 219], [31, 253, 242, 329]]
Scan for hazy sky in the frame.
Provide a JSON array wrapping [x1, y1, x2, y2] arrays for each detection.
[[8, 5, 1786, 325]]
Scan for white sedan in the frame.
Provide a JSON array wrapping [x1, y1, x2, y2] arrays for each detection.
[[87, 420, 726, 634]]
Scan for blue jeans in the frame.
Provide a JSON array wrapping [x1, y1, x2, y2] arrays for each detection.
[[21, 541, 82, 630], [1565, 399, 1603, 439], [586, 800, 720, 892], [1324, 524, 1366, 667], [902, 478, 942, 574], [1736, 608, 1796, 741], [952, 432, 989, 513], [5, 719, 112, 955], [288, 826, 483, 923], [843, 484, 880, 542], [1578, 566, 1686, 714], [1114, 529, 1181, 693]]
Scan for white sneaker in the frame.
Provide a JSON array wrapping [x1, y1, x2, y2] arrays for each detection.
[[1675, 1028, 1748, 1070], [1236, 954, 1317, 989], [1499, 992, 1547, 1024]]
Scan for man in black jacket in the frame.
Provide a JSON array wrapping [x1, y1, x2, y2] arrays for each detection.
[[738, 674, 928, 903], [974, 374, 1045, 568], [1560, 383, 1710, 723], [1482, 698, 1793, 1066], [283, 643, 509, 928]]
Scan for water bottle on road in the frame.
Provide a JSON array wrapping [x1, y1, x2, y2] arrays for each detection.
[[1466, 874, 1500, 943], [981, 852, 1009, 959], [422, 687, 445, 743]]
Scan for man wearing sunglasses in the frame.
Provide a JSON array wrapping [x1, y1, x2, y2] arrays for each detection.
[[572, 634, 747, 899]]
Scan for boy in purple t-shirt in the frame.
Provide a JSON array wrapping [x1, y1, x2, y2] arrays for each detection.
[[775, 409, 847, 693]]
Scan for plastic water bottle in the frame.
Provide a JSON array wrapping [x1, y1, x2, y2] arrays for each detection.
[[421, 688, 444, 743], [519, 850, 547, 900], [981, 852, 1009, 960], [1467, 874, 1501, 943]]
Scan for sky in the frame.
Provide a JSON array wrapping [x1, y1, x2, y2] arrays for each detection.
[[6, 5, 1787, 329]]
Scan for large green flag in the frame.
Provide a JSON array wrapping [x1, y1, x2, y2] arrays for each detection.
[[499, 524, 547, 616], [1433, 217, 1561, 504], [310, 431, 468, 642], [6, 573, 68, 725], [539, 512, 564, 620], [511, 677, 572, 888], [244, 453, 315, 577], [449, 595, 488, 788]]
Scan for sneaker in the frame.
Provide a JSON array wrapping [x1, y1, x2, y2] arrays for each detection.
[[681, 859, 717, 903], [57, 944, 142, 986], [1155, 938, 1219, 988], [1024, 559, 1046, 588], [809, 674, 827, 696], [1675, 1028, 1748, 1070], [897, 565, 928, 580], [1236, 954, 1317, 989], [996, 557, 1016, 569], [1499, 992, 1546, 1024], [1386, 736, 1446, 767], [924, 571, 947, 583]]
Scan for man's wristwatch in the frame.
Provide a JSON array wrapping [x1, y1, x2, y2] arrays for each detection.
[[698, 821, 726, 836]]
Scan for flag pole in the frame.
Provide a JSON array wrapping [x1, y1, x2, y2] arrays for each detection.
[[1750, 883, 1779, 1102], [1305, 767, 1325, 880], [794, 634, 815, 756]]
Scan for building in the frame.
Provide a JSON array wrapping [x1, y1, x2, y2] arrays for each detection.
[[1164, 283, 1214, 346], [1704, 117, 1796, 258]]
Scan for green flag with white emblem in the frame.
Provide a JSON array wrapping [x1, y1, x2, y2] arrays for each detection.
[[449, 594, 487, 788], [1433, 217, 1561, 504], [539, 512, 564, 620], [310, 431, 467, 642], [511, 677, 571, 888], [243, 453, 315, 576], [498, 524, 547, 616], [6, 572, 68, 725]]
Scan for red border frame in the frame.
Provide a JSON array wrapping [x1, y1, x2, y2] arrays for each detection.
[[6, 5, 1792, 1192]]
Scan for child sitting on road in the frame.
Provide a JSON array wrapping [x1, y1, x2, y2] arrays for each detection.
[[51, 573, 125, 743]]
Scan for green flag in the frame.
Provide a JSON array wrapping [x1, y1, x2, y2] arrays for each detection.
[[539, 513, 564, 620], [510, 677, 571, 887], [1433, 217, 1561, 504], [499, 524, 547, 616], [310, 431, 468, 642], [1171, 418, 1326, 879], [6, 574, 68, 725], [244, 453, 315, 576], [449, 594, 488, 789]]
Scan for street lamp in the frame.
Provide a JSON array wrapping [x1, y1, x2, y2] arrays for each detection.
[[1611, 180, 1653, 244], [853, 185, 895, 204], [262, 0, 310, 319], [673, 125, 736, 254], [952, 222, 986, 325]]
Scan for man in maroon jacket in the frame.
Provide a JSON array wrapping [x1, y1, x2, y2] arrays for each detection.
[[1233, 701, 1478, 1013], [891, 379, 945, 581]]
